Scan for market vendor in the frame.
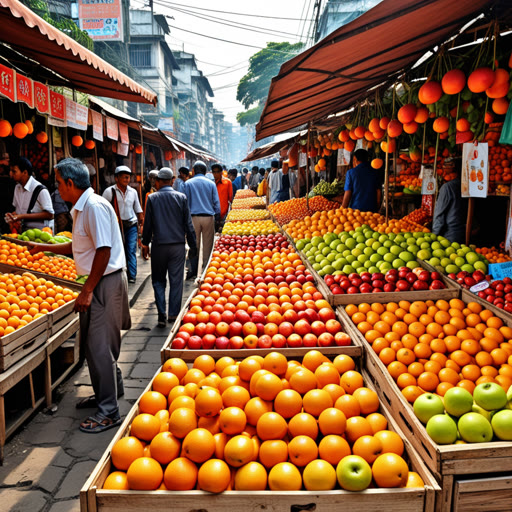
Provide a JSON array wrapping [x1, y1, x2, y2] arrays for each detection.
[[432, 158, 467, 244], [341, 149, 382, 212], [6, 156, 54, 232]]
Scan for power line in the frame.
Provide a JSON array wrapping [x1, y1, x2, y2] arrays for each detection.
[[154, 1, 314, 21], [154, 1, 303, 39]]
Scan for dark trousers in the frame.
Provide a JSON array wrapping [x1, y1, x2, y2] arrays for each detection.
[[151, 243, 186, 317]]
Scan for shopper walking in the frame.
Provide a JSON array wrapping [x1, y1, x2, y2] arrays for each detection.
[[183, 161, 221, 280], [32, 158, 131, 433], [268, 160, 282, 204], [142, 168, 197, 327], [6, 156, 54, 232], [249, 165, 262, 192], [102, 165, 143, 284], [212, 163, 233, 231], [174, 167, 189, 193]]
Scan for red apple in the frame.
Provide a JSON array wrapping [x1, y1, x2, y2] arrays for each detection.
[[209, 311, 222, 325], [334, 332, 351, 346], [283, 309, 299, 324], [182, 312, 197, 325], [311, 320, 327, 336], [229, 321, 243, 337], [171, 337, 186, 349], [305, 308, 319, 323], [294, 319, 311, 336], [202, 334, 216, 349], [205, 322, 216, 335], [235, 310, 251, 324], [271, 334, 287, 348], [251, 311, 266, 324], [302, 333, 318, 347], [195, 323, 207, 337], [175, 331, 190, 343], [318, 332, 335, 347], [257, 335, 273, 348], [229, 336, 244, 349], [279, 322, 294, 338], [287, 333, 303, 347], [221, 310, 235, 324], [264, 323, 279, 337], [188, 335, 202, 349], [180, 323, 195, 335], [325, 319, 342, 334], [318, 307, 336, 322], [215, 336, 230, 349]]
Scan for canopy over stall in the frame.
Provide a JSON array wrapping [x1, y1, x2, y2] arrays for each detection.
[[256, 0, 496, 141], [242, 133, 300, 162], [0, 0, 156, 105]]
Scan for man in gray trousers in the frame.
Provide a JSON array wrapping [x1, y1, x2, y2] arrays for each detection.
[[31, 158, 131, 433], [141, 168, 197, 327]]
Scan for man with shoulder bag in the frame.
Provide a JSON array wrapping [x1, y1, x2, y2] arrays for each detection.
[[102, 166, 143, 284]]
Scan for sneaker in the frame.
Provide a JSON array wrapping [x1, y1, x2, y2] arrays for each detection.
[[157, 314, 166, 328], [128, 277, 136, 284]]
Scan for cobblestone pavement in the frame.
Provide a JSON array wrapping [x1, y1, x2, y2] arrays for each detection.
[[0, 256, 197, 512]]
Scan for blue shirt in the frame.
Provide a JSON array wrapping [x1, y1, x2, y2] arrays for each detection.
[[173, 177, 186, 193], [183, 174, 221, 216], [344, 162, 381, 212], [233, 176, 242, 192], [142, 186, 197, 247]]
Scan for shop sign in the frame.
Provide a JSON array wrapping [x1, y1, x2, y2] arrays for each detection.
[[76, 103, 89, 131], [48, 116, 66, 127], [488, 262, 512, 280], [117, 141, 129, 156], [461, 142, 488, 198], [34, 82, 49, 114], [0, 64, 15, 102], [89, 110, 103, 141], [15, 73, 33, 108], [50, 91, 66, 120], [118, 122, 129, 144], [105, 116, 118, 140], [78, 0, 124, 41], [420, 165, 436, 195]]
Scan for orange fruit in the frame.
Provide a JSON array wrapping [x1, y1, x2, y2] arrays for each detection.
[[193, 354, 216, 375], [257, 411, 288, 440], [224, 434, 256, 467], [352, 435, 383, 464], [345, 416, 373, 443], [182, 428, 216, 463], [268, 462, 302, 490], [103, 471, 129, 490], [139, 391, 167, 416], [302, 389, 333, 417], [340, 370, 364, 393], [245, 397, 273, 425], [162, 358, 188, 381], [195, 388, 223, 417], [219, 406, 247, 435], [130, 413, 161, 442], [222, 385, 251, 409], [289, 368, 318, 394], [287, 412, 318, 439], [366, 412, 388, 434], [149, 431, 181, 465], [169, 407, 198, 438], [197, 459, 231, 493], [152, 372, 180, 397], [374, 430, 404, 456], [234, 461, 267, 490], [255, 372, 283, 401], [318, 407, 346, 436], [334, 394, 361, 418], [111, 436, 144, 470], [127, 457, 163, 490], [263, 352, 288, 376], [353, 387, 379, 414], [258, 439, 288, 468], [318, 434, 351, 465], [372, 453, 409, 488], [273, 389, 302, 419], [332, 354, 356, 374], [404, 471, 425, 488], [287, 435, 318, 466]]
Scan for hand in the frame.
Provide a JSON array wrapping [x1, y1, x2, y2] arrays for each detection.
[[28, 243, 44, 256], [73, 288, 93, 313], [142, 245, 150, 260], [188, 246, 198, 259]]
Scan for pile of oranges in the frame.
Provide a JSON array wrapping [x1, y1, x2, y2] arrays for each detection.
[[345, 299, 512, 403], [104, 351, 423, 492], [234, 190, 256, 199], [231, 197, 266, 209], [268, 197, 340, 226], [0, 271, 78, 337], [0, 240, 77, 281], [226, 210, 270, 222], [475, 246, 512, 264]]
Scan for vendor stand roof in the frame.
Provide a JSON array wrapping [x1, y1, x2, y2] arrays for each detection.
[[255, 0, 499, 141], [0, 0, 157, 105]]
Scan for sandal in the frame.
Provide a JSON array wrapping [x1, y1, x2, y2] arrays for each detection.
[[79, 414, 122, 434]]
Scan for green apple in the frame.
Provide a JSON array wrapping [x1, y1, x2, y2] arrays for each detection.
[[473, 383, 508, 411], [312, 236, 323, 247], [417, 249, 431, 260], [370, 253, 382, 264], [426, 414, 458, 444], [342, 265, 355, 274], [345, 238, 356, 249], [432, 249, 446, 259], [326, 253, 337, 262], [474, 260, 487, 272], [440, 258, 452, 268], [296, 240, 306, 251], [461, 264, 475, 273], [445, 264, 460, 274], [466, 252, 479, 265], [413, 393, 445, 424], [390, 245, 402, 256], [454, 257, 466, 268], [491, 409, 512, 440], [392, 259, 406, 269], [336, 455, 372, 491], [429, 257, 441, 267], [399, 251, 415, 262], [457, 412, 493, 443], [443, 388, 473, 417], [406, 261, 420, 269]]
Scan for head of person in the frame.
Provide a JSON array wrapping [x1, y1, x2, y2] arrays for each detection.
[[211, 163, 223, 183], [443, 157, 462, 177], [148, 169, 159, 186], [252, 166, 259, 175], [227, 169, 237, 182], [178, 167, 190, 180], [10, 157, 33, 184], [54, 158, 91, 203], [114, 165, 132, 187], [271, 160, 279, 171], [242, 168, 249, 176], [193, 161, 207, 175], [353, 149, 369, 166], [155, 167, 173, 190], [259, 168, 266, 176]]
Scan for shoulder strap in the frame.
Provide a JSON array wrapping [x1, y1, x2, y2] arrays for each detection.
[[27, 185, 46, 214]]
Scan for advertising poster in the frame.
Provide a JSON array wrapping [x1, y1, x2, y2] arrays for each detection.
[[105, 116, 118, 140], [118, 122, 129, 144], [78, 0, 124, 41], [89, 110, 103, 141], [421, 165, 436, 195], [15, 73, 34, 109], [34, 82, 49, 114], [461, 142, 488, 198]]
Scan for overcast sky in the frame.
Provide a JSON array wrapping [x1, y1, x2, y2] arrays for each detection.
[[130, 0, 317, 124]]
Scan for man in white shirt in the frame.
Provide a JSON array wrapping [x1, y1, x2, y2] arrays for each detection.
[[268, 159, 282, 204], [6, 157, 54, 232], [31, 158, 131, 434], [102, 166, 143, 284]]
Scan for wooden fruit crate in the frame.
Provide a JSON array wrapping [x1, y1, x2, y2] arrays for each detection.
[[80, 359, 439, 512], [161, 288, 363, 363], [460, 288, 512, 326], [338, 307, 512, 511]]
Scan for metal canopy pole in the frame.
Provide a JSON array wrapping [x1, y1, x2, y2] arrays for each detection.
[[306, 121, 311, 210]]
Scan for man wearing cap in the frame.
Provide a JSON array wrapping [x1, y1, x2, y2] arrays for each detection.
[[142, 168, 197, 327], [212, 163, 233, 231], [268, 159, 282, 204], [174, 167, 189, 193], [103, 166, 143, 284], [183, 161, 221, 280]]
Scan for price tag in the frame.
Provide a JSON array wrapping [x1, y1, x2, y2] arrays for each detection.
[[469, 280, 490, 293]]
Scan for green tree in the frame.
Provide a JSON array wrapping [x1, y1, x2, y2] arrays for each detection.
[[236, 42, 304, 126]]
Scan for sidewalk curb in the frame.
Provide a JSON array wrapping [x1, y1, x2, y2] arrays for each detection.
[[129, 273, 151, 308]]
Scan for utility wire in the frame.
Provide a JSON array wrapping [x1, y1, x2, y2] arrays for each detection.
[[154, 1, 314, 21]]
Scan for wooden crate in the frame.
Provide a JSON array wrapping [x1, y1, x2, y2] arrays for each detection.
[[452, 474, 512, 512], [80, 362, 439, 512], [161, 289, 363, 363], [460, 288, 512, 326], [339, 306, 512, 511], [0, 314, 48, 372]]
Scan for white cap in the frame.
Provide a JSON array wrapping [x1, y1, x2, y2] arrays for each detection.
[[115, 165, 131, 174], [159, 166, 174, 177], [148, 169, 159, 178]]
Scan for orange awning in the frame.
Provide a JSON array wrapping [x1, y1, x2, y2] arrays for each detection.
[[0, 0, 157, 105], [256, 0, 495, 140]]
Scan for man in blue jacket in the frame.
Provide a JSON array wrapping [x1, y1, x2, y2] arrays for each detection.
[[142, 168, 197, 327]]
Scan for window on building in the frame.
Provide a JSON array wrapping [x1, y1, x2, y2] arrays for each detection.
[[129, 44, 152, 68]]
